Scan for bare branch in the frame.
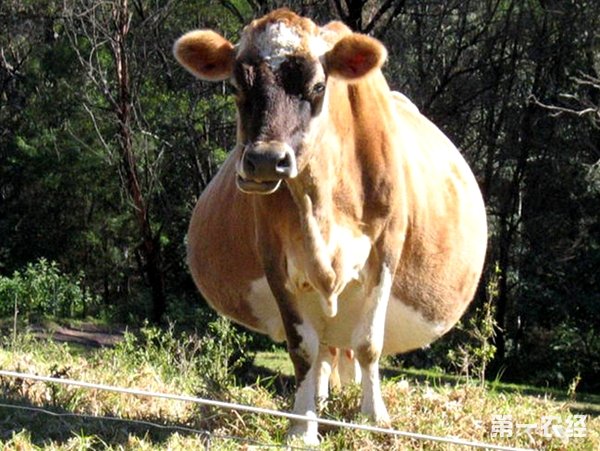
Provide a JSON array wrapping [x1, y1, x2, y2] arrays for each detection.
[[331, 0, 347, 23], [364, 0, 404, 35], [572, 73, 600, 90], [531, 95, 600, 129], [82, 102, 112, 153]]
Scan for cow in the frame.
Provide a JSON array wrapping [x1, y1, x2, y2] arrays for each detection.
[[174, 8, 487, 445]]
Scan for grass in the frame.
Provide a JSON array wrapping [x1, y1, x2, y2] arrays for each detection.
[[256, 349, 600, 415], [254, 349, 295, 375], [381, 366, 600, 416], [0, 325, 599, 450]]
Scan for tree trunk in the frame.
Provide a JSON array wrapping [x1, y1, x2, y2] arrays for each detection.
[[113, 0, 166, 322]]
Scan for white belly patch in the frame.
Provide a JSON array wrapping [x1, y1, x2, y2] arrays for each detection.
[[246, 274, 448, 354], [383, 296, 448, 354]]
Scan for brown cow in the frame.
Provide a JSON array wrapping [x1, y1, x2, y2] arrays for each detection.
[[174, 9, 487, 444]]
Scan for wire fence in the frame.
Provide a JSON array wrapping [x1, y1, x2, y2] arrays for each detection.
[[0, 369, 534, 450], [0, 401, 308, 450]]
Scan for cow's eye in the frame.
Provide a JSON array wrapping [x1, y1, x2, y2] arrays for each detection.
[[312, 82, 326, 95]]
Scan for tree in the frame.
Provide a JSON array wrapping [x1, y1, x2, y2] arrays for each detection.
[[61, 0, 169, 321], [329, 0, 406, 35]]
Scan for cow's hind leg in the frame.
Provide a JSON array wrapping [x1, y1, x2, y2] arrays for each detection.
[[352, 264, 393, 425], [316, 345, 338, 411], [338, 348, 362, 386]]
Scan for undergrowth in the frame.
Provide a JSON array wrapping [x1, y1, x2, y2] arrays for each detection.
[[0, 324, 598, 450]]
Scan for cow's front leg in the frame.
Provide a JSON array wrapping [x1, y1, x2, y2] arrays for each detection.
[[256, 214, 322, 444], [286, 319, 320, 444], [261, 266, 321, 443], [352, 264, 394, 425]]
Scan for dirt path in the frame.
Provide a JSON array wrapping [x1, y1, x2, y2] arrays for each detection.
[[28, 322, 126, 348]]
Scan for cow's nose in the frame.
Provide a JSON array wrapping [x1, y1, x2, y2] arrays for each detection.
[[242, 142, 297, 181]]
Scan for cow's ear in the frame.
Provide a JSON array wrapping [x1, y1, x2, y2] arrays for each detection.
[[174, 30, 235, 81], [324, 34, 387, 80]]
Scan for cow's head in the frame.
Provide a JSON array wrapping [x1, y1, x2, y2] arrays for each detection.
[[174, 9, 387, 194]]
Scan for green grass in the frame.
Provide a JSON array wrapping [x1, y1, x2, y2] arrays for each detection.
[[379, 364, 600, 415], [0, 327, 598, 450], [257, 348, 600, 414], [254, 349, 295, 375]]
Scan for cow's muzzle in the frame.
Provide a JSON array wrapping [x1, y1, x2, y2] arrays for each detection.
[[236, 142, 298, 194]]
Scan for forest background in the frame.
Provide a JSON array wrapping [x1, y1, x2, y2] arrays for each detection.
[[1, 0, 598, 393]]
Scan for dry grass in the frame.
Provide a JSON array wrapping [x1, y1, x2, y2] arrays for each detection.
[[0, 329, 598, 450]]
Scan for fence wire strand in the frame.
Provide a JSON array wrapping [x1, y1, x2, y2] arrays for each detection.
[[0, 369, 533, 451], [0, 402, 310, 450]]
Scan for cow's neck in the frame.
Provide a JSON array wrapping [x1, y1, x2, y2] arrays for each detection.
[[284, 77, 392, 315], [286, 160, 340, 316]]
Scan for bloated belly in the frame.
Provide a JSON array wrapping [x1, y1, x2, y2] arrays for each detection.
[[244, 276, 448, 354]]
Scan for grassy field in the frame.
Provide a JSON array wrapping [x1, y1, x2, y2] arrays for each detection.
[[0, 322, 598, 450]]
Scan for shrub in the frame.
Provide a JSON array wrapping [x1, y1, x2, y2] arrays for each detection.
[[0, 258, 100, 319], [109, 318, 255, 396], [447, 264, 499, 384]]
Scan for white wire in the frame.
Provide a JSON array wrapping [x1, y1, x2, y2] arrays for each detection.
[[0, 369, 533, 451], [0, 402, 210, 436]]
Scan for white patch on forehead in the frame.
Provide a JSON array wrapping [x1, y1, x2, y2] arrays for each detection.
[[241, 21, 331, 70], [254, 22, 302, 68]]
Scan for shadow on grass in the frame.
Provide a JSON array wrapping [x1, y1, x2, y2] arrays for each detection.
[[238, 360, 296, 398], [0, 397, 206, 447], [0, 394, 288, 448], [249, 351, 600, 418]]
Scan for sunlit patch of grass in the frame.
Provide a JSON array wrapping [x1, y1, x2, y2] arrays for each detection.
[[317, 379, 600, 450], [253, 349, 294, 375], [0, 329, 598, 450]]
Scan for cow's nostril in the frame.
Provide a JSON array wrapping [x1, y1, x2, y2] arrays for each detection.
[[246, 157, 257, 174], [276, 152, 292, 173]]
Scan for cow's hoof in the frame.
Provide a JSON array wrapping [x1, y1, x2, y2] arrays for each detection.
[[287, 426, 320, 447], [376, 415, 391, 429], [361, 407, 391, 428], [360, 395, 391, 428], [371, 409, 391, 428]]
